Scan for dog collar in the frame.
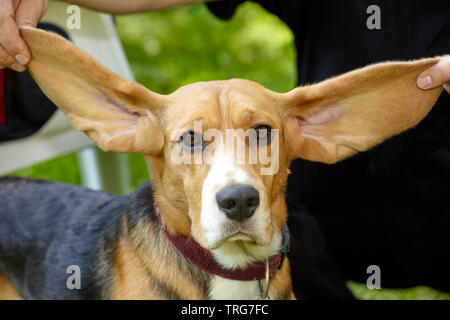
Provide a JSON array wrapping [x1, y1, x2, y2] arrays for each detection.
[[154, 203, 290, 281]]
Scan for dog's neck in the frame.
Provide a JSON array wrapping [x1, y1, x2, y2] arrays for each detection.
[[154, 203, 289, 281], [119, 190, 291, 299]]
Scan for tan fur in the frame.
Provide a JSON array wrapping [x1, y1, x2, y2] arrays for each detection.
[[283, 60, 442, 163], [13, 27, 443, 300], [111, 236, 159, 300], [0, 272, 22, 300], [122, 218, 209, 299], [268, 259, 294, 300]]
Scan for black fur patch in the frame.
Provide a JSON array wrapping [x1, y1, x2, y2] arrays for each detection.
[[0, 177, 130, 299]]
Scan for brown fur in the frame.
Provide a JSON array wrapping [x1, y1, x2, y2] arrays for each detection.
[[115, 216, 209, 299], [0, 272, 22, 300]]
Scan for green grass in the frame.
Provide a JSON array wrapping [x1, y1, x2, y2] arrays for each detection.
[[3, 2, 449, 300], [128, 153, 151, 191], [10, 151, 150, 192], [11, 152, 82, 185], [347, 281, 450, 300]]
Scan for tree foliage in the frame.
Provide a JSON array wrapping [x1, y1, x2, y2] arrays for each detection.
[[116, 2, 297, 94]]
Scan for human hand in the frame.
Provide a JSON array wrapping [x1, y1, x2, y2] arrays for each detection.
[[417, 55, 450, 94], [0, 0, 48, 72]]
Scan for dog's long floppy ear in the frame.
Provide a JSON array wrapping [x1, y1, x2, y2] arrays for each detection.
[[21, 27, 165, 155], [283, 58, 443, 163]]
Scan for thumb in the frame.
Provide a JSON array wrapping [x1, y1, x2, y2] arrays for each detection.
[[15, 0, 48, 28], [417, 55, 450, 90], [444, 82, 450, 94]]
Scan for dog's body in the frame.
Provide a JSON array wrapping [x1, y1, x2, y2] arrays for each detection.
[[0, 178, 293, 299], [0, 27, 443, 300], [0, 177, 129, 299]]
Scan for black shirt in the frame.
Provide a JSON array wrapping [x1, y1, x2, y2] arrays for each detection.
[[208, 0, 450, 294]]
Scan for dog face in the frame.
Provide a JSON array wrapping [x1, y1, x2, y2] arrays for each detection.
[[22, 27, 442, 266], [156, 80, 290, 263]]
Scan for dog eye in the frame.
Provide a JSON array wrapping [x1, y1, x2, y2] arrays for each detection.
[[252, 124, 273, 146], [178, 130, 204, 153]]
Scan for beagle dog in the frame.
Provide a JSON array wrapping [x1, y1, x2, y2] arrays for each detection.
[[0, 27, 442, 300]]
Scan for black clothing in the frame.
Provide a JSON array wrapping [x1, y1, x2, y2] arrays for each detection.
[[208, 0, 450, 299]]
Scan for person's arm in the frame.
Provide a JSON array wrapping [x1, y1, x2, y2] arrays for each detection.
[[58, 0, 205, 14], [417, 55, 450, 93], [0, 0, 208, 72]]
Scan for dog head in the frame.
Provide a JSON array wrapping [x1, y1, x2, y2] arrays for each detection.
[[22, 27, 442, 268]]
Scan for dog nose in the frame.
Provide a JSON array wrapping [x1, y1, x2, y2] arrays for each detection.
[[216, 185, 260, 221]]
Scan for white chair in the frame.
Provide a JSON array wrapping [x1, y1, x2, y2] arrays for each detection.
[[0, 2, 134, 194]]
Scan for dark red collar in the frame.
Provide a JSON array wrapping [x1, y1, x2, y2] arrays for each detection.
[[154, 203, 290, 281]]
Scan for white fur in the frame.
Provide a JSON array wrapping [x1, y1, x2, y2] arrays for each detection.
[[211, 230, 282, 269], [208, 231, 281, 300], [200, 151, 248, 247], [201, 145, 281, 300], [201, 149, 271, 249], [209, 277, 260, 300]]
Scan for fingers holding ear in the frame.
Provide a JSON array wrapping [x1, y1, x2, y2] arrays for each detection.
[[0, 10, 29, 71], [0, 44, 24, 71], [0, 0, 47, 71], [417, 55, 450, 93], [15, 0, 48, 28]]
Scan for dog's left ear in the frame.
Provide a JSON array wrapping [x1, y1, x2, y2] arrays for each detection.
[[283, 58, 443, 163], [21, 27, 165, 155]]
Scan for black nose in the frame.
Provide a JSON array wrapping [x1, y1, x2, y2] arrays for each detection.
[[216, 185, 260, 221]]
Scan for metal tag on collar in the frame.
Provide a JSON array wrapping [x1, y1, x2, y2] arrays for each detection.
[[257, 260, 271, 300]]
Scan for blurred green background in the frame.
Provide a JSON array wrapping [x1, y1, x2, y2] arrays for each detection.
[[4, 2, 449, 300]]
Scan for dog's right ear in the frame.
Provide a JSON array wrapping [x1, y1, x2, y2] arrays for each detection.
[[21, 27, 165, 155], [282, 58, 442, 163]]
